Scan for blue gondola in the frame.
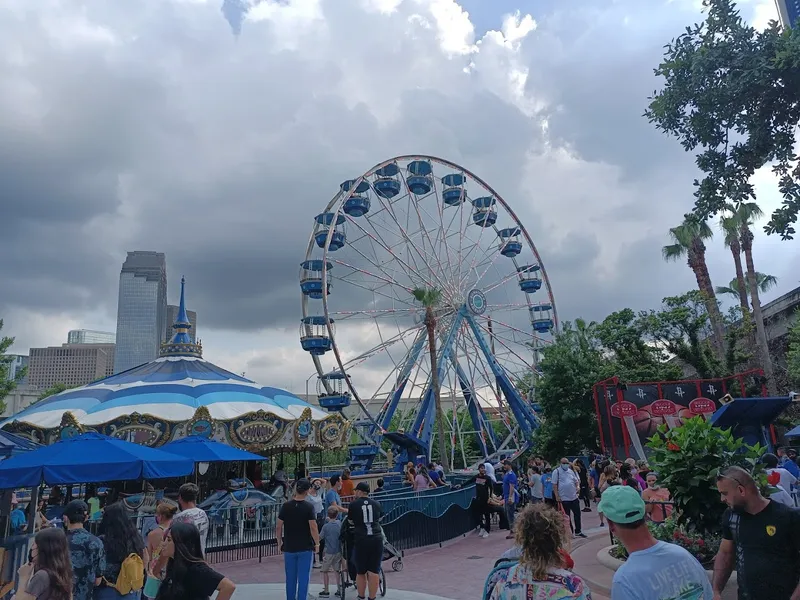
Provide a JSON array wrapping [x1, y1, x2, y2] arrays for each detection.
[[518, 264, 542, 294], [472, 196, 497, 227], [300, 316, 334, 355], [498, 227, 522, 257], [407, 160, 433, 195], [317, 371, 351, 412], [314, 213, 346, 251], [300, 260, 332, 299], [441, 173, 465, 206], [374, 178, 401, 198], [530, 304, 554, 333], [343, 195, 371, 217], [340, 179, 370, 194]]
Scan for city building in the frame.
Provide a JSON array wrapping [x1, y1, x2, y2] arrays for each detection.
[[67, 329, 116, 345], [1, 384, 39, 418], [776, 0, 800, 28], [28, 344, 115, 389], [165, 305, 197, 342], [114, 251, 167, 373], [4, 355, 28, 385]]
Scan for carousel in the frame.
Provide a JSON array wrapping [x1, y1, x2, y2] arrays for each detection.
[[0, 278, 349, 454]]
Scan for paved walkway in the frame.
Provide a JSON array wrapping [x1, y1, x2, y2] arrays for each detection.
[[216, 506, 610, 600]]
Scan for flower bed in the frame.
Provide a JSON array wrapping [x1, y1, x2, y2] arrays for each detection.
[[608, 517, 720, 566]]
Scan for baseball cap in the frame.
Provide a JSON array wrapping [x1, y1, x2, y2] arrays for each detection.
[[355, 481, 371, 493], [64, 499, 89, 523], [597, 485, 645, 524], [295, 478, 312, 494]]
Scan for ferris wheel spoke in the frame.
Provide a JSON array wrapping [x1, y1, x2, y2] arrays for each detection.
[[330, 274, 417, 310], [327, 308, 422, 320], [396, 167, 444, 278], [331, 257, 414, 295], [482, 268, 526, 295], [363, 183, 444, 289], [343, 216, 425, 289], [338, 322, 423, 371], [473, 319, 535, 373]]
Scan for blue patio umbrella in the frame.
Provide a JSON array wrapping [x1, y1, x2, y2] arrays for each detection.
[[159, 436, 265, 463], [0, 432, 194, 489], [0, 430, 42, 459], [786, 424, 800, 438]]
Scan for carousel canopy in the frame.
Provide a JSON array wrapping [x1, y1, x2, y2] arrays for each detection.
[[1, 279, 348, 452]]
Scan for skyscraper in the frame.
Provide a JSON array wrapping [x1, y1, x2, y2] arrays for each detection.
[[165, 305, 197, 343], [114, 251, 167, 373], [776, 0, 799, 28], [67, 329, 116, 345]]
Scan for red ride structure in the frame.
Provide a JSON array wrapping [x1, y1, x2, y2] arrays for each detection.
[[593, 369, 769, 460]]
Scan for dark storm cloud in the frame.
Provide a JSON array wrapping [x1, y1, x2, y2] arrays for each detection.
[[0, 0, 775, 356]]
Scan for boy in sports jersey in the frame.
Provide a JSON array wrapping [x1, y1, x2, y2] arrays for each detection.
[[347, 482, 383, 600]]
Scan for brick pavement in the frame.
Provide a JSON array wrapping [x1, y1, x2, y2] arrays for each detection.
[[215, 504, 610, 599]]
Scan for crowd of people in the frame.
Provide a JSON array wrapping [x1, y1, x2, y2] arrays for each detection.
[[479, 451, 800, 600], [11, 483, 234, 600]]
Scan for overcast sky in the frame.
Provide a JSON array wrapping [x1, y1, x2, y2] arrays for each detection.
[[1, 0, 795, 395]]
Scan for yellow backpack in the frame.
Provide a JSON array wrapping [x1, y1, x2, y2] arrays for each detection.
[[106, 553, 145, 594]]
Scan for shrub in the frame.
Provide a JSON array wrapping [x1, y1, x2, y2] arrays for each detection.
[[646, 416, 765, 535], [609, 517, 721, 565]]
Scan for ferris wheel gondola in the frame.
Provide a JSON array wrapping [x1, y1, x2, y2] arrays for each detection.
[[299, 155, 559, 472]]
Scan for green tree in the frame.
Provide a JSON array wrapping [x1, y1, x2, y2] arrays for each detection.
[[662, 216, 727, 360], [533, 319, 609, 457], [787, 311, 800, 390], [715, 272, 778, 301], [646, 0, 800, 239], [596, 309, 683, 382], [0, 320, 25, 415], [37, 382, 77, 402], [412, 287, 449, 473]]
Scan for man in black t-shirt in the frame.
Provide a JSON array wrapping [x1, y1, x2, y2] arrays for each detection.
[[347, 481, 383, 600], [277, 479, 320, 600], [466, 463, 492, 536], [714, 466, 800, 600]]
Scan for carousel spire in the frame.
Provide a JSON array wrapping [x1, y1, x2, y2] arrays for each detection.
[[160, 276, 203, 358]]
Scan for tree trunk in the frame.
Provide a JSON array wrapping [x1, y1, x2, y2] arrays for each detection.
[[729, 237, 758, 369], [729, 238, 749, 314], [689, 243, 726, 362], [427, 310, 450, 473], [741, 225, 776, 395]]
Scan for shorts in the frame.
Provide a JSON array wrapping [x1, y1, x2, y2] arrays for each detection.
[[353, 536, 383, 575], [321, 551, 342, 573]]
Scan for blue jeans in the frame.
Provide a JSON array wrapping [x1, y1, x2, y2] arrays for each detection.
[[505, 502, 517, 530], [94, 588, 140, 600], [284, 550, 314, 600]]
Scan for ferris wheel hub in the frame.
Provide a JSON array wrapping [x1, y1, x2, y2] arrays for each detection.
[[467, 289, 487, 316]]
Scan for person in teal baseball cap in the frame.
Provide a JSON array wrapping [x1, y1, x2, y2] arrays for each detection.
[[597, 484, 645, 525], [599, 484, 711, 600]]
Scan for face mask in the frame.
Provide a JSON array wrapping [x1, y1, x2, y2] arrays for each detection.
[[561, 464, 569, 471], [632, 468, 638, 476]]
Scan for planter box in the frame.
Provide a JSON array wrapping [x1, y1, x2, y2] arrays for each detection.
[[598, 545, 738, 600]]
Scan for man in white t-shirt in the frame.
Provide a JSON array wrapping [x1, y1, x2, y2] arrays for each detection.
[[173, 482, 210, 556], [552, 457, 585, 537]]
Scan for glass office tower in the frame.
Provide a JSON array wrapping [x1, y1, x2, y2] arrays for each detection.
[[113, 251, 167, 373]]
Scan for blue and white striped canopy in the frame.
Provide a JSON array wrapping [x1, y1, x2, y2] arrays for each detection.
[[1, 356, 328, 430]]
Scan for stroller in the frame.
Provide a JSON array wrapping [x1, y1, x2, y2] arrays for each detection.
[[338, 518, 403, 599]]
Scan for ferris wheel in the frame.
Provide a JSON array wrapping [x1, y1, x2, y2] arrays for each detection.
[[299, 155, 558, 472]]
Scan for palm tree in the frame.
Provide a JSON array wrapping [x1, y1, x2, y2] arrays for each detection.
[[716, 273, 778, 301], [719, 214, 750, 314], [412, 287, 450, 473], [662, 217, 726, 360], [734, 202, 776, 394]]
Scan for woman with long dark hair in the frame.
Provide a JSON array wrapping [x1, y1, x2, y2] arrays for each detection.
[[155, 521, 235, 600], [96, 502, 146, 599], [14, 527, 73, 600]]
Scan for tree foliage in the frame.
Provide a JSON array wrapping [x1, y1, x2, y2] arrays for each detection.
[[646, 0, 800, 239], [533, 292, 750, 457], [0, 319, 25, 416], [787, 310, 800, 391]]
